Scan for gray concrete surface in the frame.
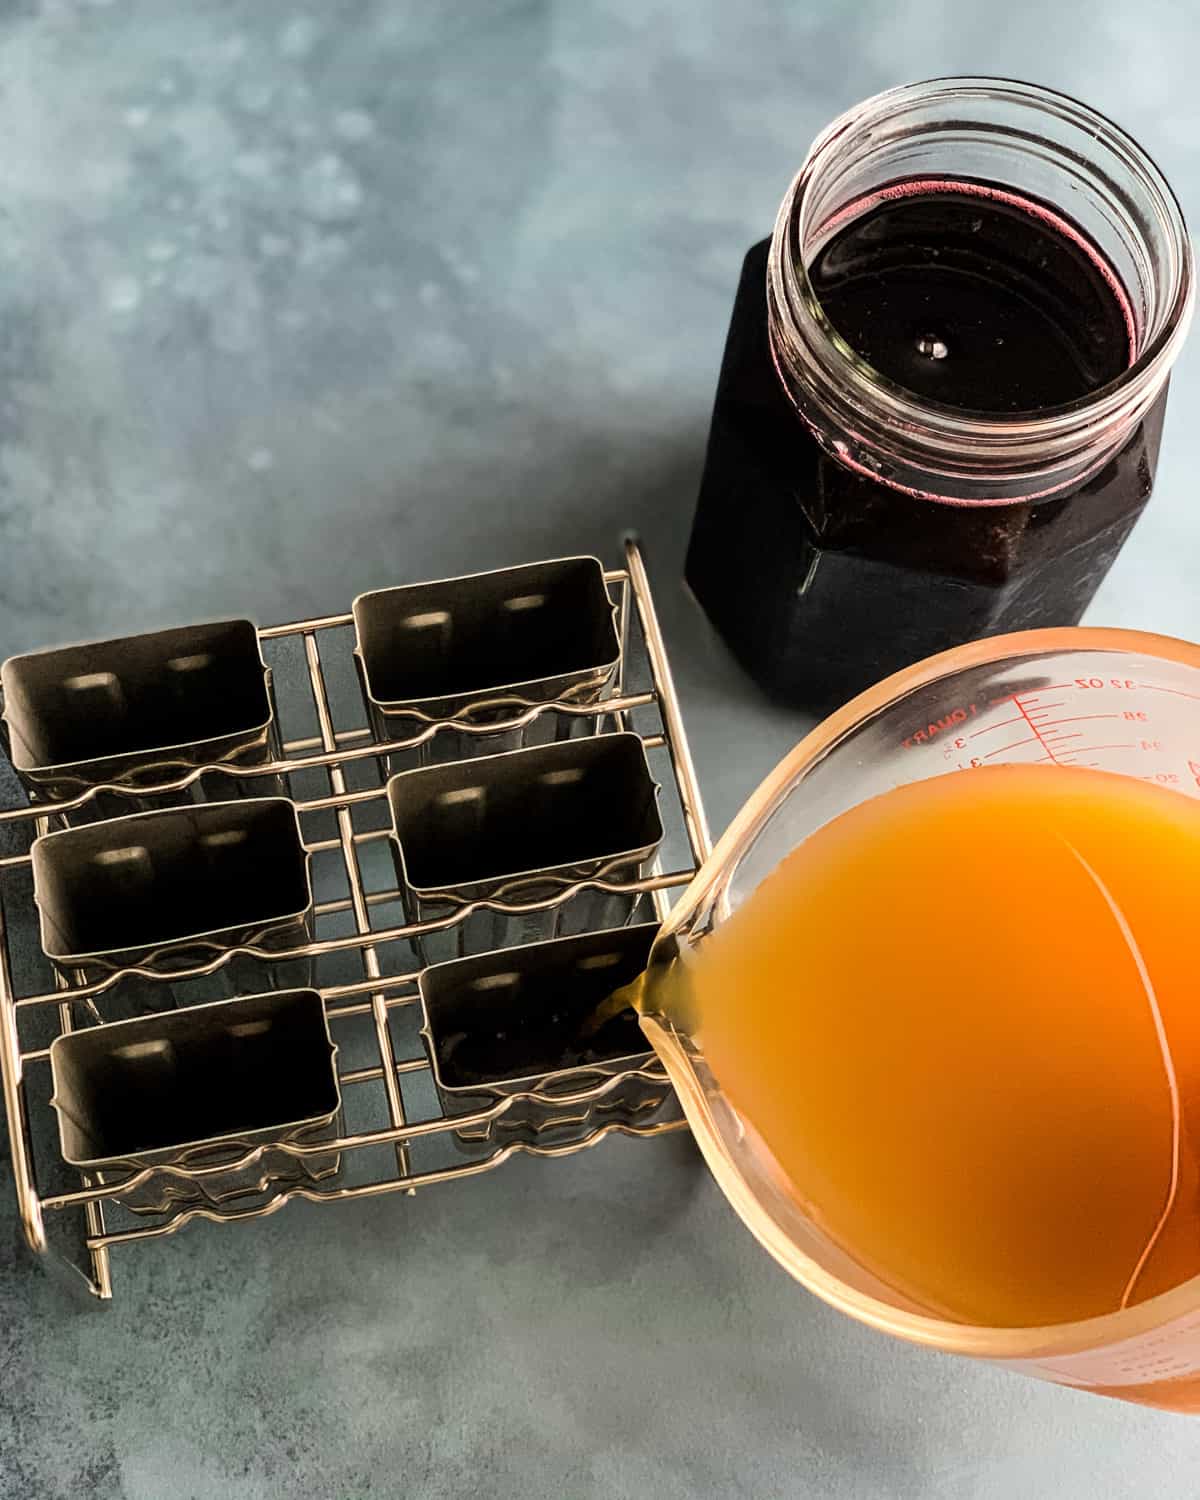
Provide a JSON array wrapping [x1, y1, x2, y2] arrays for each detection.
[[3, 2, 1200, 1495]]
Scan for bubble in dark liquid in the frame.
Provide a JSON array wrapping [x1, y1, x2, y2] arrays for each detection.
[[916, 333, 950, 361]]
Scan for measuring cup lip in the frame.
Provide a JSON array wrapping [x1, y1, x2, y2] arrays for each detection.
[[673, 624, 1200, 941], [654, 621, 1200, 1361], [807, 622, 1200, 782]]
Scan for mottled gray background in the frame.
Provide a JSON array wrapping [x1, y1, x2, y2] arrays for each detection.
[[3, 2, 1200, 1496]]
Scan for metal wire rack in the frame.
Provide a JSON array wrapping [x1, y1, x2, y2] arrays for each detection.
[[0, 539, 711, 1300]]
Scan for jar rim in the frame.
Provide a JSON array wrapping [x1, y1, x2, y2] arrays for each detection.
[[768, 77, 1195, 490]]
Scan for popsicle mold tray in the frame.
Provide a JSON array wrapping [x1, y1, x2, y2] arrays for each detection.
[[0, 543, 710, 1299]]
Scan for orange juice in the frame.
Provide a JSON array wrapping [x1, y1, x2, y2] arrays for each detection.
[[680, 764, 1200, 1331]]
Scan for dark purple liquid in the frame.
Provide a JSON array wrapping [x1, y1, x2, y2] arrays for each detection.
[[812, 179, 1133, 412], [686, 179, 1166, 713]]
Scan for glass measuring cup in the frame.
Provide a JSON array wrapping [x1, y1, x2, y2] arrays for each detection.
[[642, 625, 1200, 1410]]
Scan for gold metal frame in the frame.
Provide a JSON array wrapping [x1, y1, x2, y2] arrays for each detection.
[[0, 538, 711, 1300]]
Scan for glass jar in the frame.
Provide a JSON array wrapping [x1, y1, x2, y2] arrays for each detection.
[[685, 78, 1194, 716]]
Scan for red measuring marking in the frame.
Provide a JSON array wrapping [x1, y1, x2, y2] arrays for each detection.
[[1137, 683, 1200, 700], [1011, 694, 1068, 766], [983, 735, 1039, 759], [1036, 713, 1120, 728], [969, 715, 1022, 739]]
